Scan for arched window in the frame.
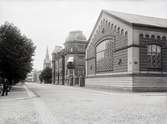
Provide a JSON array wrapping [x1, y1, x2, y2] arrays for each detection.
[[139, 34, 143, 38], [114, 25, 117, 31], [117, 27, 120, 33], [111, 24, 114, 29], [96, 38, 114, 72], [147, 45, 161, 69], [157, 35, 161, 39], [121, 29, 124, 35], [151, 35, 155, 39], [103, 19, 105, 25], [162, 36, 166, 41], [125, 31, 128, 36], [105, 20, 108, 26], [145, 34, 149, 38]]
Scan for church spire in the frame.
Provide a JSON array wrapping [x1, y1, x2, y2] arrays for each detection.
[[43, 46, 51, 69], [46, 46, 49, 60]]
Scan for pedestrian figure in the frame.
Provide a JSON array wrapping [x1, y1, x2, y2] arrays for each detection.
[[0, 77, 2, 94], [0, 85, 1, 94], [1, 79, 9, 96]]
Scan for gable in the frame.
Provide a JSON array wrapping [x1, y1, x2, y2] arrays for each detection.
[[86, 10, 132, 53]]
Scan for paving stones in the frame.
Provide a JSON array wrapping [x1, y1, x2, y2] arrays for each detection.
[[1, 83, 167, 124]]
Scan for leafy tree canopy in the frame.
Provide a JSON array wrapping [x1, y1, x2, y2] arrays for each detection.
[[39, 67, 52, 84], [0, 22, 36, 84]]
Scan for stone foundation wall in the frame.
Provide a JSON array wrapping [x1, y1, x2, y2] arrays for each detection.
[[85, 74, 167, 92], [85, 75, 133, 91], [133, 76, 167, 92]]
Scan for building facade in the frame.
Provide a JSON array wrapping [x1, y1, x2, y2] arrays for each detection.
[[26, 72, 34, 82], [52, 31, 88, 86], [85, 10, 167, 91], [64, 31, 88, 86], [26, 70, 41, 82], [52, 46, 63, 84]]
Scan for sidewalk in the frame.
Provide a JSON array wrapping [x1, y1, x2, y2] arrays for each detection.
[[0, 83, 41, 124], [0, 83, 28, 101]]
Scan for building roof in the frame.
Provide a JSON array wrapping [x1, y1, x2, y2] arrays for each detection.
[[65, 31, 87, 42], [44, 47, 50, 63], [52, 45, 63, 54], [104, 10, 167, 28], [43, 47, 51, 69]]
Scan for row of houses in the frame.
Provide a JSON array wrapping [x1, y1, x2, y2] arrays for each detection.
[[51, 10, 167, 92]]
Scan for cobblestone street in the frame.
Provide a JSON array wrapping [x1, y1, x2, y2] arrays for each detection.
[[0, 83, 167, 124]]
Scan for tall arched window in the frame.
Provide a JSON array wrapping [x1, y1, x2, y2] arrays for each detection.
[[96, 38, 114, 72], [147, 44, 161, 69]]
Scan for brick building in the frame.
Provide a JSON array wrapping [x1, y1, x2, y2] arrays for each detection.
[[85, 10, 167, 91], [52, 31, 88, 86], [64, 31, 88, 86], [52, 46, 64, 85]]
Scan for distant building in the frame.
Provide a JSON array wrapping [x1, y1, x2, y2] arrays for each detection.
[[32, 69, 38, 82], [85, 10, 167, 91], [52, 46, 64, 84], [43, 47, 51, 69], [64, 31, 88, 86], [33, 69, 41, 83], [26, 72, 34, 82], [37, 70, 42, 83], [25, 69, 41, 82], [52, 31, 88, 86]]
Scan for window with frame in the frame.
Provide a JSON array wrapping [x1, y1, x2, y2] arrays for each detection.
[[96, 38, 114, 72], [78, 44, 85, 52], [147, 45, 161, 69]]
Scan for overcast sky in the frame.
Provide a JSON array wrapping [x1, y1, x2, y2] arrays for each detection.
[[0, 0, 167, 70]]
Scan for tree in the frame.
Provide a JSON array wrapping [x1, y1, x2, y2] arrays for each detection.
[[39, 72, 43, 83], [39, 67, 52, 84], [0, 22, 36, 85]]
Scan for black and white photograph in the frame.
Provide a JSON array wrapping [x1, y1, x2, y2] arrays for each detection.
[[0, 0, 167, 124]]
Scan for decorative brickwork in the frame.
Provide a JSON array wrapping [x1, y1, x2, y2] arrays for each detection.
[[113, 49, 128, 72], [139, 34, 167, 71], [52, 51, 65, 85], [86, 17, 128, 75], [96, 38, 114, 72], [86, 10, 167, 92], [87, 58, 95, 75], [64, 31, 88, 86]]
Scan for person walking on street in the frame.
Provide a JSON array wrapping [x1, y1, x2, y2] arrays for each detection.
[[1, 79, 9, 96]]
